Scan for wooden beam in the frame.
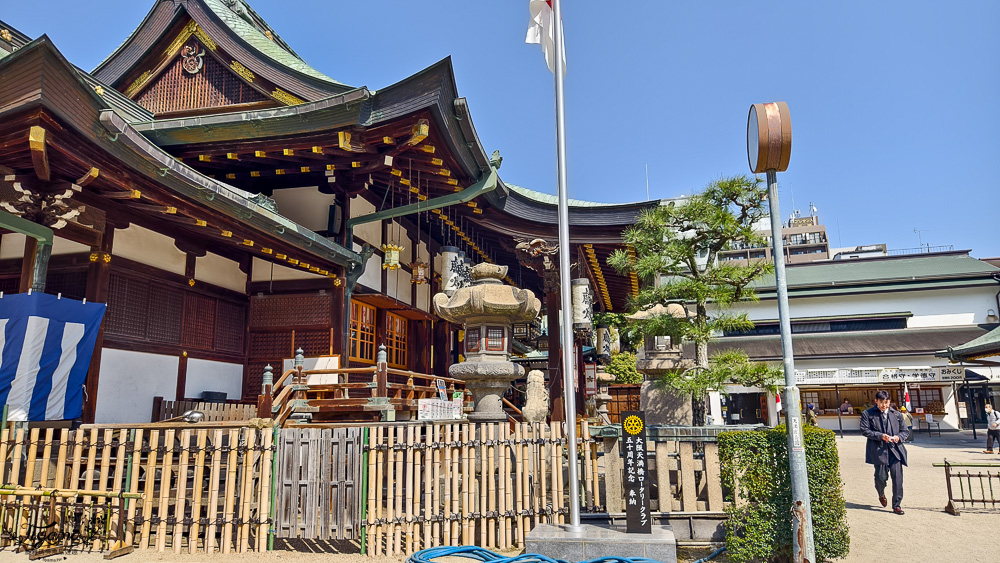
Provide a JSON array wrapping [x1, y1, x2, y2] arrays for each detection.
[[76, 167, 100, 187], [28, 126, 50, 181]]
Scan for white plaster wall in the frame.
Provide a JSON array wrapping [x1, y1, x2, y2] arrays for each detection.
[[355, 244, 382, 291], [0, 233, 25, 259], [113, 224, 186, 275], [417, 283, 430, 312], [385, 221, 412, 263], [52, 236, 89, 256], [196, 252, 246, 293], [351, 197, 380, 246], [270, 186, 335, 233], [386, 270, 412, 305], [184, 358, 243, 401], [732, 287, 998, 326], [251, 257, 325, 282], [96, 349, 178, 424]]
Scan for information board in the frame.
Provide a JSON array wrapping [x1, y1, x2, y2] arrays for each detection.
[[621, 410, 651, 533]]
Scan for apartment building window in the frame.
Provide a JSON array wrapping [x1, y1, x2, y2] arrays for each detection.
[[350, 300, 376, 363], [386, 312, 408, 368]]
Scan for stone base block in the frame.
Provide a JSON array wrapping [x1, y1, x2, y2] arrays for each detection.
[[525, 523, 676, 562]]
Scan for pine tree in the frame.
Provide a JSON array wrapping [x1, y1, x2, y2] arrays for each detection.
[[608, 175, 780, 424]]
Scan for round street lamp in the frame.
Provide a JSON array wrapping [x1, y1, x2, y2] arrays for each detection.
[[748, 101, 814, 563]]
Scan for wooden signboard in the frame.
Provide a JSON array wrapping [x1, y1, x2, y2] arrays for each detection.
[[621, 410, 651, 533]]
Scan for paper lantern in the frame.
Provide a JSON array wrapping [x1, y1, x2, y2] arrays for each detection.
[[571, 278, 593, 331]]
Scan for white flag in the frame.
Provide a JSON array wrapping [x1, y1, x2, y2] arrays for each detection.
[[525, 0, 566, 74]]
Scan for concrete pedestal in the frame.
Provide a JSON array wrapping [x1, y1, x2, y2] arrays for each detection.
[[526, 523, 676, 562]]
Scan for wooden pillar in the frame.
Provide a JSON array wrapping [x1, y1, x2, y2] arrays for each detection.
[[331, 267, 346, 359], [433, 320, 451, 376], [19, 237, 38, 293], [547, 291, 564, 422], [412, 320, 430, 374], [81, 227, 114, 424]]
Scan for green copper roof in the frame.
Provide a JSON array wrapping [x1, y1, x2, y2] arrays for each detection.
[[201, 0, 344, 86], [937, 325, 1000, 361], [753, 253, 998, 291], [506, 183, 644, 208]]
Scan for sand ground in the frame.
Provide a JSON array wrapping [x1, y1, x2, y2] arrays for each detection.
[[0, 430, 996, 562]]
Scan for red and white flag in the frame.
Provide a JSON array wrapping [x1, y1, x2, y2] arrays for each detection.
[[525, 0, 566, 74], [776, 390, 783, 411]]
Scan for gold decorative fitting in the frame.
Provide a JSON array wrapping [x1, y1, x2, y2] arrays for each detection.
[[301, 263, 311, 269], [312, 146, 324, 154], [391, 169, 402, 177], [199, 155, 211, 162], [130, 190, 141, 199], [195, 219, 207, 227], [351, 162, 361, 168], [309, 266, 320, 272], [250, 171, 261, 177], [400, 178, 410, 186], [165, 207, 177, 214], [221, 230, 232, 237], [125, 70, 152, 97], [188, 279, 196, 287], [437, 169, 450, 176], [431, 158, 443, 166], [326, 164, 336, 171], [166, 21, 216, 56], [332, 277, 342, 287], [1, 29, 12, 42], [447, 178, 459, 185], [89, 253, 99, 263], [288, 258, 299, 265], [276, 253, 287, 260], [271, 88, 304, 106], [420, 145, 436, 154], [93, 85, 105, 97], [382, 136, 395, 145], [418, 194, 427, 201], [242, 239, 254, 247], [265, 30, 274, 41], [262, 247, 273, 254], [255, 151, 267, 158], [410, 187, 419, 194], [300, 166, 310, 173], [226, 173, 236, 180], [276, 169, 285, 175], [283, 149, 294, 156], [230, 61, 255, 82]]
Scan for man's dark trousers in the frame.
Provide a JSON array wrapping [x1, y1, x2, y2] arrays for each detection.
[[875, 454, 904, 508]]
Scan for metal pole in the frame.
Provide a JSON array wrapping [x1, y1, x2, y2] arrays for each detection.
[[766, 170, 815, 562], [964, 375, 976, 440], [551, 0, 582, 532], [835, 384, 844, 439]]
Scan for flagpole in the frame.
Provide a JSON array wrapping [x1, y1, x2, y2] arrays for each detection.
[[551, 0, 583, 532]]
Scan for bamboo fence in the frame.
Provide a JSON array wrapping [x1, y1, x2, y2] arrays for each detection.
[[0, 425, 274, 554], [363, 421, 723, 557]]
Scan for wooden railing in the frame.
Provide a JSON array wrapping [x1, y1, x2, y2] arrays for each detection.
[[266, 361, 468, 426]]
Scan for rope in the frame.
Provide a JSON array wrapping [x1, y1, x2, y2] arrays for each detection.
[[406, 545, 665, 563]]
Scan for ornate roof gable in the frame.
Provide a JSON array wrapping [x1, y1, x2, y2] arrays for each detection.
[[93, 0, 351, 116]]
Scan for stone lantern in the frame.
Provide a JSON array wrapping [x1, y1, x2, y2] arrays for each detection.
[[433, 263, 541, 421]]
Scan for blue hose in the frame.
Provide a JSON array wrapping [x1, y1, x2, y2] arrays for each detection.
[[406, 545, 669, 563]]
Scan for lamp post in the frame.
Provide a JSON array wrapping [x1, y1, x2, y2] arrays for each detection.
[[748, 101, 815, 562]]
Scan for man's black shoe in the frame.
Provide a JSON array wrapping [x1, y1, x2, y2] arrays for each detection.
[[879, 495, 887, 507], [893, 507, 904, 515]]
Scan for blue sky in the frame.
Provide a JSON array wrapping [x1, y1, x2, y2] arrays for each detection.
[[5, 1, 999, 257]]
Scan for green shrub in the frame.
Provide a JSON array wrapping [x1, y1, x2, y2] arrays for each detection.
[[605, 352, 643, 384], [718, 425, 849, 562]]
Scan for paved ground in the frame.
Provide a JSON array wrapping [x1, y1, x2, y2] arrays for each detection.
[[836, 429, 1000, 561]]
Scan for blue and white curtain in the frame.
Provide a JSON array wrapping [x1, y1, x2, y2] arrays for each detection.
[[0, 292, 106, 421]]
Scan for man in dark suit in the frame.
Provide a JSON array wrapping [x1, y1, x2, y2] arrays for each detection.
[[860, 390, 909, 514]]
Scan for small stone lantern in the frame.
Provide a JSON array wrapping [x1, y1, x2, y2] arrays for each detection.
[[433, 263, 541, 421]]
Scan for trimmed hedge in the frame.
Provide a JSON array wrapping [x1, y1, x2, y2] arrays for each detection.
[[718, 425, 849, 562]]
